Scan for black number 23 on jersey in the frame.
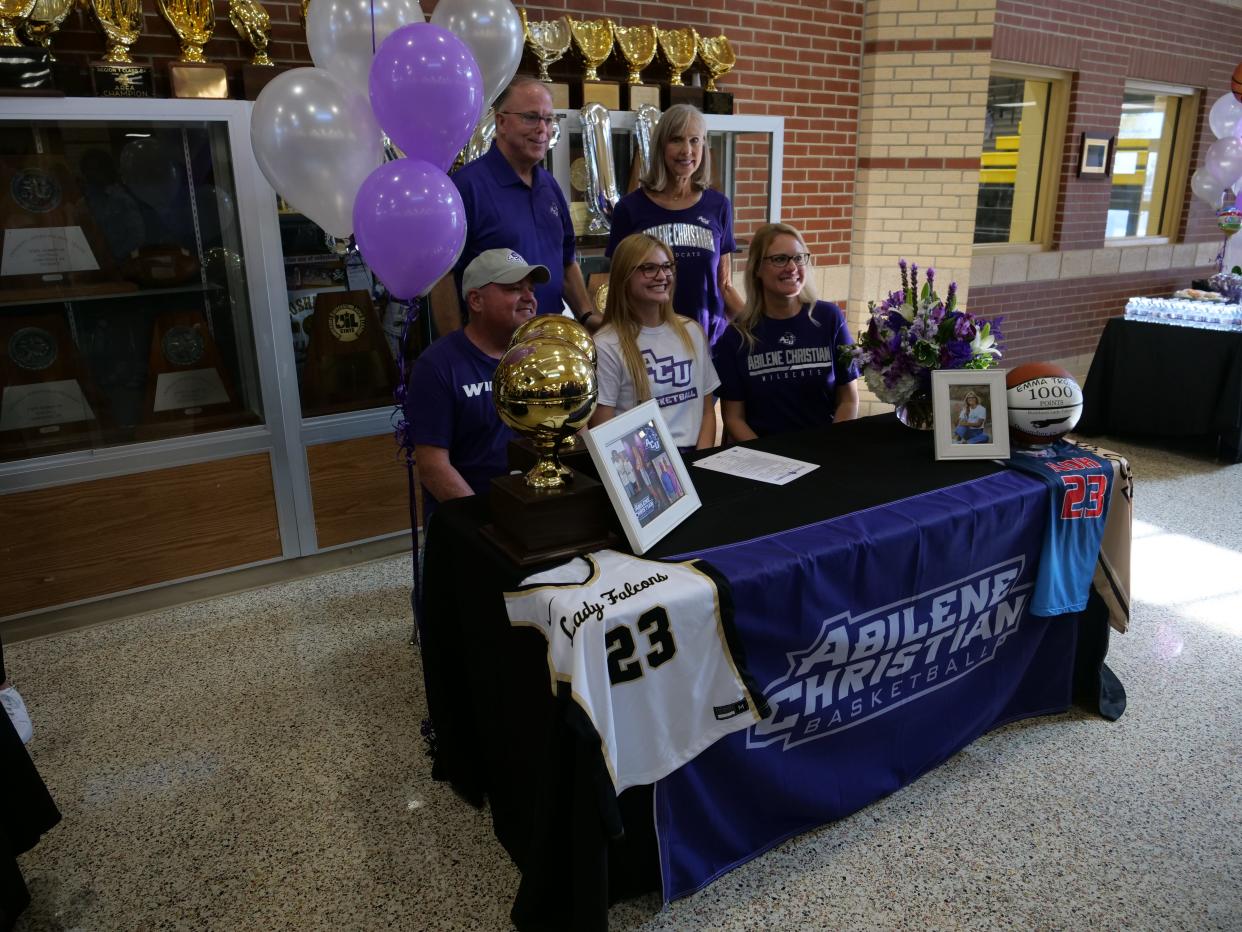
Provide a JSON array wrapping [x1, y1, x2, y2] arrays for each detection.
[[605, 606, 677, 685]]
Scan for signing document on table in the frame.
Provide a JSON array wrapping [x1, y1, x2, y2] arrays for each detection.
[[693, 446, 819, 485]]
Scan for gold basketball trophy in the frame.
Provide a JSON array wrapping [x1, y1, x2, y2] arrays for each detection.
[[658, 26, 700, 109], [698, 33, 735, 114], [504, 316, 598, 481], [0, 0, 54, 90], [567, 16, 618, 110], [229, 0, 280, 100], [613, 22, 658, 111], [89, 0, 150, 96], [483, 336, 616, 565], [520, 8, 570, 109], [158, 0, 229, 97]]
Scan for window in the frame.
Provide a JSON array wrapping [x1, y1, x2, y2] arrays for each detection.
[[974, 67, 1067, 248], [1106, 83, 1199, 240]]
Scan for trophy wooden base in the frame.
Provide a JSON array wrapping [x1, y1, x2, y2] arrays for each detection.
[[542, 80, 570, 109], [481, 471, 618, 567], [0, 48, 56, 93], [662, 84, 705, 111], [703, 89, 734, 114], [90, 60, 153, 98], [300, 291, 397, 416], [242, 63, 284, 101], [623, 83, 661, 111], [169, 61, 229, 99], [507, 435, 598, 481], [572, 80, 621, 110]]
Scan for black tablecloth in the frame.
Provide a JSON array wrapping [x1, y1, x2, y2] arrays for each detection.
[[420, 415, 1118, 931], [1078, 317, 1242, 460]]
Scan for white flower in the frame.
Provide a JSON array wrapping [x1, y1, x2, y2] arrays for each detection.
[[970, 323, 1001, 359]]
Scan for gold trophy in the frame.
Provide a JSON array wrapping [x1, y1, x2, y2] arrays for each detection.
[[230, 0, 280, 100], [0, 0, 54, 90], [158, 0, 230, 97], [482, 337, 615, 565], [520, 8, 570, 109], [510, 314, 596, 368], [22, 0, 73, 59], [613, 22, 659, 111], [89, 0, 151, 96], [658, 26, 701, 109], [698, 33, 735, 114], [567, 15, 618, 110]]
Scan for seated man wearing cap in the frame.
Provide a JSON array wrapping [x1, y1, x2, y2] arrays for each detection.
[[408, 248, 549, 514]]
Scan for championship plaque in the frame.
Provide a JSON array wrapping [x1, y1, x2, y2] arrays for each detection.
[[613, 23, 659, 111], [140, 310, 237, 434], [299, 290, 398, 415], [658, 26, 702, 110], [481, 337, 616, 566], [159, 0, 230, 98], [520, 9, 571, 110], [567, 16, 619, 111], [0, 312, 105, 458], [1, 155, 120, 299], [698, 33, 735, 114], [88, 0, 152, 97]]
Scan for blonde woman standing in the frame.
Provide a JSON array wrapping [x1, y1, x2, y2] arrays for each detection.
[[604, 104, 744, 346], [591, 233, 719, 452], [713, 222, 859, 441]]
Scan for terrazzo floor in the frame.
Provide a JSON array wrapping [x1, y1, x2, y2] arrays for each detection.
[[7, 435, 1241, 931]]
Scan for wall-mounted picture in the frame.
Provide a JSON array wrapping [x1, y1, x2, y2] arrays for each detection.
[[583, 400, 701, 554], [932, 369, 1011, 460], [1079, 133, 1111, 176]]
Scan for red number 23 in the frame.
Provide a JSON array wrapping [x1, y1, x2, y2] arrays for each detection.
[[1060, 474, 1107, 519]]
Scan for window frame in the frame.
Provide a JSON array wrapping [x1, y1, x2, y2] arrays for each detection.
[[973, 62, 1070, 255], [1104, 79, 1201, 244]]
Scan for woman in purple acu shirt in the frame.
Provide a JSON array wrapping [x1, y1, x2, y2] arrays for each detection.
[[606, 104, 744, 347]]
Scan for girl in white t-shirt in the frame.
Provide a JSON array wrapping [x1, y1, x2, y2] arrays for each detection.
[[954, 391, 989, 443], [590, 233, 719, 451]]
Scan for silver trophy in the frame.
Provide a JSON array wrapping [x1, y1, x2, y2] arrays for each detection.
[[632, 103, 660, 179], [579, 103, 619, 235]]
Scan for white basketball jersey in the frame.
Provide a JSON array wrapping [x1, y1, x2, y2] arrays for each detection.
[[504, 549, 767, 793]]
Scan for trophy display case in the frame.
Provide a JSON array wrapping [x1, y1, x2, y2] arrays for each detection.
[[0, 112, 263, 461]]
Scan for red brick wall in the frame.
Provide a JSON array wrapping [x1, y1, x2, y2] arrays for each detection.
[[969, 269, 1211, 366], [993, 0, 1242, 250], [50, 0, 864, 264]]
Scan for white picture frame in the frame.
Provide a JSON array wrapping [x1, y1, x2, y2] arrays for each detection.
[[582, 400, 701, 554], [932, 369, 1012, 460]]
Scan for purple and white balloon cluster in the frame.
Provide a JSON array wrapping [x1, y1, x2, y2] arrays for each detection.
[[249, 0, 525, 299], [1192, 91, 1242, 233]]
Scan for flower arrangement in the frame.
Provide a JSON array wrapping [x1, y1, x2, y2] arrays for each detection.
[[842, 259, 1002, 412]]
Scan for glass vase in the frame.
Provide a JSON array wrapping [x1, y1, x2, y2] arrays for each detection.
[[895, 391, 934, 431]]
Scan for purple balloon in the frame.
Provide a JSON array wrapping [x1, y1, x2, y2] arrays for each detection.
[[353, 159, 466, 299], [369, 23, 484, 171]]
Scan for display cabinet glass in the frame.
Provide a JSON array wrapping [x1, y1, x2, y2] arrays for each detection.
[[0, 116, 262, 462]]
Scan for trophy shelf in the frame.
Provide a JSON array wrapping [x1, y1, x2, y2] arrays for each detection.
[[0, 281, 223, 309]]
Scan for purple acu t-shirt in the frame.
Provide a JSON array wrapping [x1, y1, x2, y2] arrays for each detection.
[[713, 301, 859, 438], [450, 143, 575, 317], [406, 329, 516, 512], [606, 187, 736, 346]]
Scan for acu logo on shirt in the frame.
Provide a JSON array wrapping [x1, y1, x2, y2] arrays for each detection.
[[643, 349, 692, 387]]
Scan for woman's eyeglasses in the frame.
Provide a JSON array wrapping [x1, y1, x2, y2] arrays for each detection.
[[633, 262, 676, 279], [763, 253, 811, 268], [497, 111, 556, 128]]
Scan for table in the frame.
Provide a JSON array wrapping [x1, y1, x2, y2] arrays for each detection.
[[419, 416, 1122, 931], [1078, 317, 1242, 461]]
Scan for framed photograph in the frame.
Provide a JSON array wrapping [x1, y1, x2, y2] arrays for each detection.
[[1079, 133, 1111, 176], [583, 399, 701, 554], [932, 369, 1011, 460]]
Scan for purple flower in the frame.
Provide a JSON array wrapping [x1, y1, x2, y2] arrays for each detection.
[[940, 339, 973, 369], [953, 314, 975, 340], [926, 267, 935, 286]]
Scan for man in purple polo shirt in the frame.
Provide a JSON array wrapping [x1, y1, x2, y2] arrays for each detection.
[[430, 76, 594, 336], [409, 248, 548, 514]]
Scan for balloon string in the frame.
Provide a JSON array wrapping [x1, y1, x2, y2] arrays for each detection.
[[370, 0, 377, 54], [392, 296, 419, 464]]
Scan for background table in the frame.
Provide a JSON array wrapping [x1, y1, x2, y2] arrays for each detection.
[[1078, 317, 1242, 461], [419, 416, 1120, 931]]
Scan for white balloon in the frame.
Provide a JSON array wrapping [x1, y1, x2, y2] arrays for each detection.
[[250, 67, 385, 237], [1205, 136, 1242, 190], [1190, 167, 1227, 208], [430, 0, 523, 107], [307, 0, 423, 96], [1208, 92, 1242, 140]]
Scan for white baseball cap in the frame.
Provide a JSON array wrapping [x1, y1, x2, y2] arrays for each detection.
[[461, 248, 550, 299]]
